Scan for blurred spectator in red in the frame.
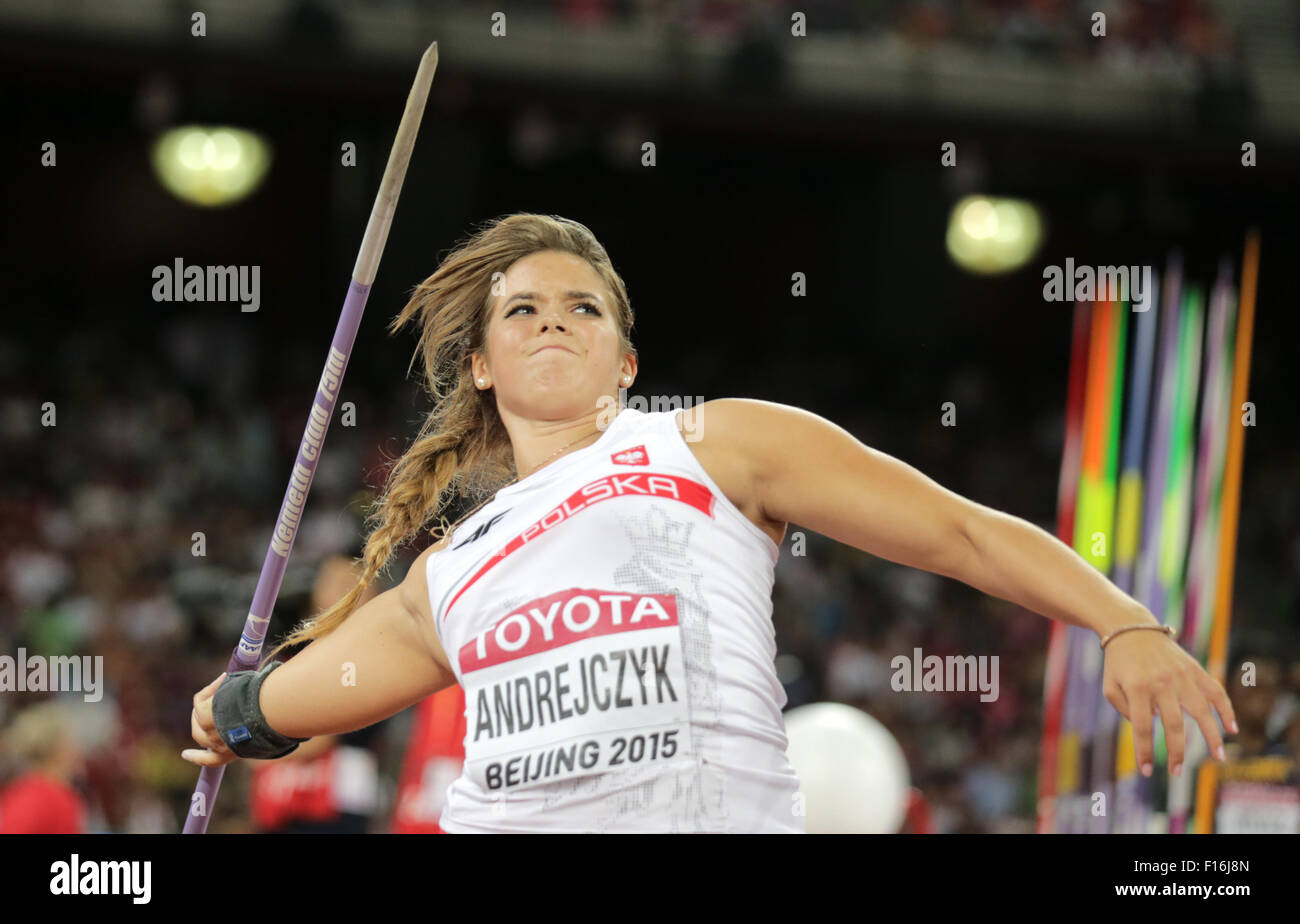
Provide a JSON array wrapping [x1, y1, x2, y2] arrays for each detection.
[[390, 684, 467, 833], [899, 0, 954, 45], [901, 786, 935, 833], [0, 701, 87, 833], [558, 0, 617, 29]]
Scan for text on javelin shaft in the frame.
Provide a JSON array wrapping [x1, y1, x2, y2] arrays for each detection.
[[270, 346, 346, 556]]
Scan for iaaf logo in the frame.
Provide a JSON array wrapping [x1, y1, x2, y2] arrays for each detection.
[[611, 444, 648, 465], [459, 587, 678, 673]]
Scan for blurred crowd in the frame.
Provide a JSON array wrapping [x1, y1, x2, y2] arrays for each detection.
[[439, 0, 1237, 73], [1, 303, 1296, 833], [0, 315, 414, 832]]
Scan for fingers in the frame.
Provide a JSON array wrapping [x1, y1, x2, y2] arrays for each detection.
[[193, 672, 227, 707], [190, 671, 231, 753], [1103, 677, 1129, 718], [185, 709, 234, 765], [182, 672, 238, 767], [181, 747, 236, 768], [191, 673, 226, 729], [183, 719, 234, 765], [1155, 685, 1185, 776], [1129, 685, 1155, 777], [191, 708, 225, 752], [1181, 679, 1228, 764], [1111, 644, 1240, 780], [1194, 670, 1239, 738]]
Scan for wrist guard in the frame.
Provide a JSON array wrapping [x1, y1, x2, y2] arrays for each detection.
[[212, 660, 309, 759]]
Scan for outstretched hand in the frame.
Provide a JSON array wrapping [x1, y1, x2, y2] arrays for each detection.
[[1101, 632, 1238, 777]]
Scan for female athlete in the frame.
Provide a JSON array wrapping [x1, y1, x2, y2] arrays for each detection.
[[183, 213, 1237, 833]]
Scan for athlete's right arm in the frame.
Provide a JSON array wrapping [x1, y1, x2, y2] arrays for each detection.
[[183, 539, 456, 767]]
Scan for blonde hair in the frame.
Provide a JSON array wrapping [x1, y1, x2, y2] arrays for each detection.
[[2, 702, 72, 771], [262, 214, 637, 664]]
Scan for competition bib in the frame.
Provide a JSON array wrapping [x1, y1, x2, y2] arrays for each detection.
[[457, 587, 694, 793]]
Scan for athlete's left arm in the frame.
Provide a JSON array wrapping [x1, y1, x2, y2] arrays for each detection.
[[702, 398, 1133, 629], [694, 398, 1236, 774]]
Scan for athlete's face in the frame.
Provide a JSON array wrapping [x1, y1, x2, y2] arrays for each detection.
[[473, 249, 635, 419]]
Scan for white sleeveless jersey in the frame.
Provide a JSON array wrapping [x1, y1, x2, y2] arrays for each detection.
[[426, 406, 804, 833]]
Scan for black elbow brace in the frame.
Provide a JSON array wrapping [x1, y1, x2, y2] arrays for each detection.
[[212, 660, 309, 759]]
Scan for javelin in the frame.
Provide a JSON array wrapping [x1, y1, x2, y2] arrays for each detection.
[[182, 41, 439, 834]]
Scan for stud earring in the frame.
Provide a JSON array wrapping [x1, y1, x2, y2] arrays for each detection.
[[477, 378, 486, 387]]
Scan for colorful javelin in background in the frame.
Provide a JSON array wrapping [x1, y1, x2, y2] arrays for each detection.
[[1167, 261, 1237, 833], [1036, 299, 1091, 834], [1088, 263, 1160, 833], [1039, 233, 1260, 834], [1113, 254, 1184, 833], [1193, 231, 1261, 833], [1056, 285, 1127, 834]]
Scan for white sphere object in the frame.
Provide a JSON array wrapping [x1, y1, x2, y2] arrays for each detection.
[[783, 702, 911, 834]]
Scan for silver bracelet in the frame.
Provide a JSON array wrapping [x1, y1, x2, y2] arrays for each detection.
[[1099, 623, 1175, 651]]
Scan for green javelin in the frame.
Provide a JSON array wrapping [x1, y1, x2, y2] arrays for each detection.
[[1148, 284, 1205, 826]]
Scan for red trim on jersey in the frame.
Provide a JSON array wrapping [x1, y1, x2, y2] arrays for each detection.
[[441, 472, 714, 625]]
